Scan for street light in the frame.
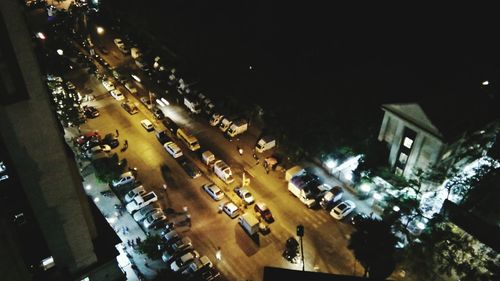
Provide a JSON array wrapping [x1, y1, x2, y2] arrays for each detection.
[[96, 26, 105, 35]]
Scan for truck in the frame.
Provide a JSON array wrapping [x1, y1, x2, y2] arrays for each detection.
[[285, 165, 305, 182], [238, 213, 260, 236], [287, 171, 323, 208], [213, 160, 234, 184], [184, 96, 201, 114], [209, 113, 224, 126], [227, 119, 248, 138], [201, 150, 216, 167], [255, 136, 276, 153], [218, 117, 232, 132]]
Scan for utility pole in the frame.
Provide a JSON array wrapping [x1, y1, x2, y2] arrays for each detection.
[[297, 225, 305, 271]]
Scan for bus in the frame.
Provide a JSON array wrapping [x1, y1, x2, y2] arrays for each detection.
[[176, 128, 201, 151]]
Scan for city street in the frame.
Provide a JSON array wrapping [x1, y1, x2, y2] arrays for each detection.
[[29, 6, 379, 281]]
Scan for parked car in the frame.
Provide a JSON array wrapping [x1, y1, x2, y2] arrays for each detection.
[[140, 119, 154, 131], [124, 82, 138, 94], [162, 117, 179, 134], [102, 80, 115, 91], [222, 202, 240, 219], [126, 192, 158, 213], [320, 185, 344, 210], [121, 101, 138, 114], [101, 134, 119, 148], [111, 172, 135, 188], [75, 131, 100, 146], [124, 185, 146, 202], [164, 141, 183, 158], [202, 183, 224, 201], [181, 160, 202, 179], [168, 237, 193, 255], [83, 106, 99, 118], [153, 108, 165, 120], [143, 209, 167, 229], [254, 202, 274, 223], [133, 203, 161, 221], [234, 187, 255, 205], [330, 200, 356, 220], [85, 144, 111, 158], [140, 96, 153, 109], [155, 130, 171, 144], [110, 89, 124, 101], [170, 250, 200, 272]]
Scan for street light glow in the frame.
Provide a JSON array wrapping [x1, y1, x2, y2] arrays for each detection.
[[85, 185, 91, 190], [325, 159, 337, 169], [131, 74, 141, 82], [360, 183, 371, 192], [96, 26, 105, 34], [482, 80, 489, 86], [36, 32, 46, 40], [393, 205, 400, 212], [56, 49, 63, 56]]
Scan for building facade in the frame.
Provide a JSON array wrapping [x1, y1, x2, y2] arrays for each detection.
[[0, 0, 123, 280]]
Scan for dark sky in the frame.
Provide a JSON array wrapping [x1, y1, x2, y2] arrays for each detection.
[[109, 1, 500, 118]]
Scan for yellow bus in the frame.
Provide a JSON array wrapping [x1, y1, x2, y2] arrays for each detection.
[[176, 128, 201, 151]]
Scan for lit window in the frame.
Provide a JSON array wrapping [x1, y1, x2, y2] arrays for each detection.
[[398, 153, 408, 165], [395, 167, 403, 175], [403, 137, 414, 149]]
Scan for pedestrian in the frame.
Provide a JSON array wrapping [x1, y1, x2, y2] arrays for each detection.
[[215, 247, 222, 261], [125, 226, 129, 234], [136, 237, 141, 245], [115, 129, 119, 137], [124, 139, 128, 146], [256, 159, 260, 166]]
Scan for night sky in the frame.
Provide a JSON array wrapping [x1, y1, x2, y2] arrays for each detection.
[[109, 1, 500, 122]]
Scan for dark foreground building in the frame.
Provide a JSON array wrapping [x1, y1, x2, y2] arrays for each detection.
[[0, 0, 124, 280]]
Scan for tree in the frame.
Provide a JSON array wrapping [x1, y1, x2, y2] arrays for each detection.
[[91, 153, 125, 183], [404, 215, 500, 281], [137, 235, 164, 260], [348, 218, 397, 278]]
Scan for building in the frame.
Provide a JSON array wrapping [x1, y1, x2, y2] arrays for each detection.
[[378, 96, 499, 180], [0, 1, 124, 280]]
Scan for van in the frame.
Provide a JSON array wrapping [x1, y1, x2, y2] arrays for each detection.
[[201, 150, 216, 167], [176, 128, 200, 151]]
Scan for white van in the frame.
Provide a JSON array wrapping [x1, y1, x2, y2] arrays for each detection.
[[201, 150, 216, 167]]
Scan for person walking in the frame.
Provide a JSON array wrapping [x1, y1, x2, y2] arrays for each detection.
[[115, 129, 119, 137], [215, 247, 222, 261], [237, 146, 243, 156]]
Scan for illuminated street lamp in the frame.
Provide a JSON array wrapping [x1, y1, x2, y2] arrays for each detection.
[[482, 80, 489, 86], [96, 26, 105, 35], [56, 49, 64, 56]]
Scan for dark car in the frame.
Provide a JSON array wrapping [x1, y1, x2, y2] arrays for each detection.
[[153, 108, 165, 120], [350, 213, 369, 228], [101, 134, 120, 148], [162, 117, 179, 134], [121, 101, 138, 115], [180, 161, 201, 179], [282, 237, 300, 263], [155, 130, 171, 144], [83, 106, 100, 118]]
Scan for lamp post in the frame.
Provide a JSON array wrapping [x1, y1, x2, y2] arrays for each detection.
[[297, 225, 305, 271]]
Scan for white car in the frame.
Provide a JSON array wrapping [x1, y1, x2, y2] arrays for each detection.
[[133, 204, 160, 221], [124, 82, 138, 94], [330, 200, 356, 220], [111, 172, 135, 188], [170, 250, 199, 272], [222, 202, 240, 219], [126, 192, 158, 213], [164, 141, 183, 158], [124, 185, 146, 202], [102, 80, 115, 91], [114, 38, 125, 48], [110, 89, 124, 100], [143, 209, 167, 229], [202, 183, 224, 201], [140, 119, 154, 131], [85, 144, 111, 158], [234, 187, 255, 205]]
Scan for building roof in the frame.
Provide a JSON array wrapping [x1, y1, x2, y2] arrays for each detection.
[[263, 267, 391, 281], [382, 89, 499, 142]]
